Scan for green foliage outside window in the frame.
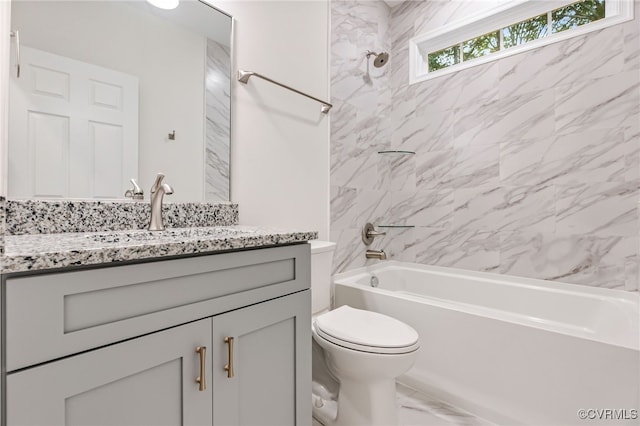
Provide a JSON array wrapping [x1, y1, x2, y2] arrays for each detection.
[[552, 0, 605, 33], [425, 0, 606, 73], [428, 45, 460, 72], [502, 14, 548, 49], [463, 31, 500, 61]]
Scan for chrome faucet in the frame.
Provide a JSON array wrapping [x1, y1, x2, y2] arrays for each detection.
[[365, 249, 387, 260], [148, 173, 173, 231]]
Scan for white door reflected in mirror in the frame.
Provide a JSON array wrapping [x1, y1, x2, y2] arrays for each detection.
[[9, 47, 139, 199], [8, 0, 232, 202]]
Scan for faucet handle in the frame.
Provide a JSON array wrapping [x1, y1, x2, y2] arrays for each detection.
[[124, 178, 144, 200], [362, 223, 386, 245], [130, 178, 142, 194], [161, 183, 174, 195], [150, 173, 165, 194]]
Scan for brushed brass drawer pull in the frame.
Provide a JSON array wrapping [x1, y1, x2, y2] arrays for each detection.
[[224, 337, 234, 378], [196, 346, 206, 391]]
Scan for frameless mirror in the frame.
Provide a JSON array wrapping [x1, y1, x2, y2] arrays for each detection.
[[8, 0, 232, 202]]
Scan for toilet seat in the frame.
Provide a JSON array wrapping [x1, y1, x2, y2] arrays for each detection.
[[313, 305, 419, 354]]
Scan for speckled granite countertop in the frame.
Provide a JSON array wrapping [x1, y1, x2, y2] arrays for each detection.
[[2, 226, 318, 273]]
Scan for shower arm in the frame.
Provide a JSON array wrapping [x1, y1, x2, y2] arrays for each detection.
[[237, 70, 333, 114]]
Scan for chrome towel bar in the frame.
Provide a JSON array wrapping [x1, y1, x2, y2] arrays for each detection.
[[237, 70, 332, 114]]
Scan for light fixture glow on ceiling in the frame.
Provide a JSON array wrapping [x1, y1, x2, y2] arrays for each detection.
[[146, 0, 179, 10]]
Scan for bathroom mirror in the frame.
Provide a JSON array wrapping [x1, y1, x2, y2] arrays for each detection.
[[8, 0, 232, 202]]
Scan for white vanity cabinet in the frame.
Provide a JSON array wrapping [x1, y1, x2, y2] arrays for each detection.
[[1, 244, 311, 426]]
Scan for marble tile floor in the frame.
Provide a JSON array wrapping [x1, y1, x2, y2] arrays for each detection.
[[396, 383, 494, 426], [313, 382, 494, 426]]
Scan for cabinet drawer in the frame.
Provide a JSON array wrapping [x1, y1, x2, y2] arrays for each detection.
[[4, 244, 310, 371]]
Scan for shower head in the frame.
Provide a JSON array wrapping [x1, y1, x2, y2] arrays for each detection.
[[366, 50, 389, 68]]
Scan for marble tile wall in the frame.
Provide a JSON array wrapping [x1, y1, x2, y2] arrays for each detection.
[[330, 0, 640, 290], [330, 0, 393, 272], [205, 39, 231, 202]]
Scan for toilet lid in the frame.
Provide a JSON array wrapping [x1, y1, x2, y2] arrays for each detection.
[[314, 305, 420, 354]]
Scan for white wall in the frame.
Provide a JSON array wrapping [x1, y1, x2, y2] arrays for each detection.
[[10, 1, 206, 201], [214, 1, 331, 239]]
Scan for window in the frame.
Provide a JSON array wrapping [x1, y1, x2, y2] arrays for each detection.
[[502, 13, 549, 48], [410, 0, 632, 83], [552, 0, 606, 32]]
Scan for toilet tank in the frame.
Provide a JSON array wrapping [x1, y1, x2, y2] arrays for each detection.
[[309, 240, 336, 314]]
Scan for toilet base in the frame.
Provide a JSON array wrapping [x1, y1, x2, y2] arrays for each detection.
[[311, 307, 419, 426], [312, 378, 398, 426], [311, 392, 337, 426]]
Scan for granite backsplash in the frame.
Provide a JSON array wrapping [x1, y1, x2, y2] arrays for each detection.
[[4, 199, 239, 235]]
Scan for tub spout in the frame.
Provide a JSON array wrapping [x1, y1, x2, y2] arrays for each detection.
[[365, 249, 387, 260]]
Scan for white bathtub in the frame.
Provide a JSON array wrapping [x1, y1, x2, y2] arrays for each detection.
[[333, 261, 640, 426]]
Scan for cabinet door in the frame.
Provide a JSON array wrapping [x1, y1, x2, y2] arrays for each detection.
[[212, 290, 311, 426], [7, 319, 212, 426]]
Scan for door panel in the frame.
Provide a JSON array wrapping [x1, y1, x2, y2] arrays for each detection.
[[65, 359, 183, 426], [6, 319, 212, 426], [212, 291, 311, 426], [30, 111, 69, 196], [238, 318, 295, 425]]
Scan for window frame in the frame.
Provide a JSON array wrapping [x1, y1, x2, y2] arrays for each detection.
[[409, 0, 634, 84]]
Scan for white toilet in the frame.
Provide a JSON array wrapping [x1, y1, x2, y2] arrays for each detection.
[[309, 241, 420, 426]]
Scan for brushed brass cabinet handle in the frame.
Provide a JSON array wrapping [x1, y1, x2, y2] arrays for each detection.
[[224, 337, 234, 378], [195, 346, 206, 391]]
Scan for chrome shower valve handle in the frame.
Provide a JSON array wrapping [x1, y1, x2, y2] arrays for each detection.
[[362, 223, 386, 245]]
